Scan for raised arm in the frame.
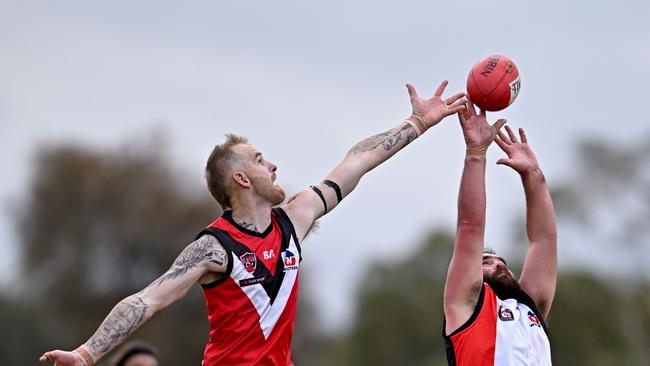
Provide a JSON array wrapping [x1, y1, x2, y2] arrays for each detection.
[[284, 81, 466, 241], [443, 101, 506, 335], [39, 234, 228, 366], [495, 126, 557, 318]]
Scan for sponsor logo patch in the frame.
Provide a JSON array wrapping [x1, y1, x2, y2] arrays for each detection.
[[282, 250, 298, 272], [498, 305, 515, 321], [240, 252, 257, 274], [239, 276, 267, 287], [528, 311, 542, 327]]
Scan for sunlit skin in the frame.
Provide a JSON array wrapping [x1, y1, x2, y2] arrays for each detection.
[[122, 354, 158, 366]]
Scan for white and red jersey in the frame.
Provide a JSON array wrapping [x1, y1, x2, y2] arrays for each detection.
[[444, 283, 552, 366], [197, 208, 301, 366]]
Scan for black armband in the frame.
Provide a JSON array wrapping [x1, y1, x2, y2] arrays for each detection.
[[310, 185, 328, 214], [323, 180, 342, 202]]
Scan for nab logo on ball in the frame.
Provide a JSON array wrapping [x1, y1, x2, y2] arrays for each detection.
[[282, 250, 298, 272], [240, 252, 257, 274]]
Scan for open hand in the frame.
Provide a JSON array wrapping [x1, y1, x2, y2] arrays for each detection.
[[458, 99, 506, 155], [39, 350, 84, 366], [406, 80, 466, 132], [495, 125, 540, 175]]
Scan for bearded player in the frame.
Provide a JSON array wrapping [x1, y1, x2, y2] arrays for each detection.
[[40, 81, 466, 366], [443, 100, 557, 365]]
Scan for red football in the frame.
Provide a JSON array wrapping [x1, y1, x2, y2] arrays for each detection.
[[466, 55, 521, 111]]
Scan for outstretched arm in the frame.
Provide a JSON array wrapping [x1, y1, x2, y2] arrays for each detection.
[[443, 100, 506, 335], [495, 126, 557, 318], [39, 234, 227, 366], [284, 81, 466, 241]]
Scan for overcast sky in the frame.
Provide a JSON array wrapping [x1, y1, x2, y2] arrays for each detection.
[[2, 0, 649, 330]]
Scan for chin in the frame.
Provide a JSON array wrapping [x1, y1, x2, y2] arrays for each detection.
[[485, 272, 522, 299], [270, 186, 286, 205]]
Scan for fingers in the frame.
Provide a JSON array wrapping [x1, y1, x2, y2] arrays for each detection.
[[492, 119, 507, 134], [448, 97, 468, 111], [494, 135, 509, 152], [39, 350, 58, 362], [466, 98, 477, 116], [445, 92, 465, 105], [406, 83, 418, 101], [434, 80, 448, 97], [505, 125, 518, 143], [496, 158, 514, 168], [457, 111, 466, 124], [497, 130, 510, 143], [519, 128, 528, 143], [446, 104, 467, 117]]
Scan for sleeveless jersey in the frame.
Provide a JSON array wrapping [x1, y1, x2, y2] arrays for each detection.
[[197, 208, 301, 366], [444, 283, 552, 366]]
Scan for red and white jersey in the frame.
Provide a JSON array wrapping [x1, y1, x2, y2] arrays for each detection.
[[197, 208, 301, 366], [444, 283, 552, 366]]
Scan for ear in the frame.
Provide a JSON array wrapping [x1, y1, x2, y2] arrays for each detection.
[[232, 171, 251, 188]]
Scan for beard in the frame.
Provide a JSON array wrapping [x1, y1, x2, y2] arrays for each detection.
[[251, 176, 286, 206], [484, 268, 523, 300]]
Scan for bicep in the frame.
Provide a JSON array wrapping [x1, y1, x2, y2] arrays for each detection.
[[518, 239, 557, 318], [283, 189, 325, 242], [444, 231, 484, 331], [445, 243, 483, 305], [141, 235, 228, 309]]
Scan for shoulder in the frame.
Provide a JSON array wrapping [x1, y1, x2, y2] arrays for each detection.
[[179, 234, 229, 273]]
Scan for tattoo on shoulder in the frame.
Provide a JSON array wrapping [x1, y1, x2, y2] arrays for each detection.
[[150, 235, 227, 287], [86, 295, 148, 356], [350, 123, 417, 154]]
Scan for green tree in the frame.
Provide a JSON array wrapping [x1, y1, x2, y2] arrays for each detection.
[[10, 138, 218, 365], [321, 231, 454, 366], [551, 135, 650, 365]]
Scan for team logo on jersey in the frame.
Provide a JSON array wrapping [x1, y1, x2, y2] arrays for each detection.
[[527, 311, 542, 327], [282, 250, 298, 272], [240, 252, 257, 273], [498, 305, 515, 321]]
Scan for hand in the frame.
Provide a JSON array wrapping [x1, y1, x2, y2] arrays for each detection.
[[495, 125, 540, 175], [458, 99, 506, 155], [39, 350, 85, 366], [406, 80, 466, 133]]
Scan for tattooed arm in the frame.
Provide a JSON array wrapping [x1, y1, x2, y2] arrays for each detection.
[[284, 81, 466, 241], [39, 234, 227, 366]]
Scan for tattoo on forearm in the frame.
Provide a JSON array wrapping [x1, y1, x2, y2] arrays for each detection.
[[85, 295, 148, 357], [149, 235, 227, 288], [350, 123, 417, 154]]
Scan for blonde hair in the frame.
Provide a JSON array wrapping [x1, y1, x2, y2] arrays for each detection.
[[205, 134, 249, 209]]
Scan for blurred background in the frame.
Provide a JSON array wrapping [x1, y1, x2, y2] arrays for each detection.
[[1, 0, 649, 365]]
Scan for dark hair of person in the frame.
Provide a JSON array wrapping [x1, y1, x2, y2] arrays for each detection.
[[113, 342, 159, 366]]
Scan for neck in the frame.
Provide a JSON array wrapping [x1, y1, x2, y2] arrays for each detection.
[[230, 199, 273, 233]]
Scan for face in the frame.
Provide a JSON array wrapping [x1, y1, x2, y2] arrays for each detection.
[[232, 144, 285, 205], [482, 253, 518, 289], [123, 354, 159, 366]]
